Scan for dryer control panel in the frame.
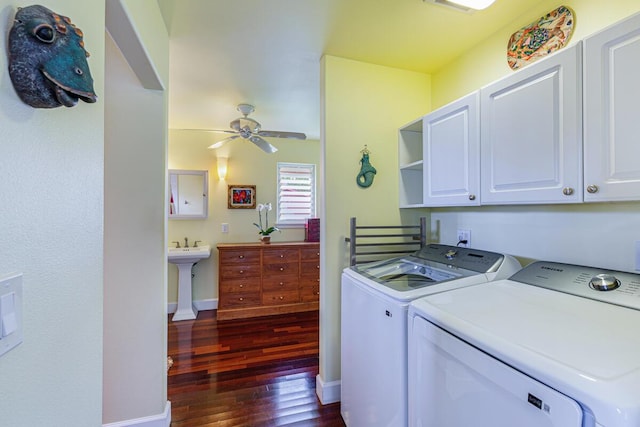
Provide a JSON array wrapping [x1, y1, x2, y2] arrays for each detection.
[[510, 261, 640, 311]]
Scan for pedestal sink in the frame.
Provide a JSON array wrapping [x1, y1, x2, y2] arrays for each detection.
[[168, 245, 211, 321]]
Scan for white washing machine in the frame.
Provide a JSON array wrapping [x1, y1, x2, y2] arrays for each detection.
[[408, 260, 640, 427], [340, 243, 521, 427]]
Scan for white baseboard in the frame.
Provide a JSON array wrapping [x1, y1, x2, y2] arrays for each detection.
[[103, 401, 171, 427], [167, 298, 218, 314], [316, 374, 341, 404]]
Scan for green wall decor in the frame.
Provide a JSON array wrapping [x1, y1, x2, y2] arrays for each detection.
[[356, 145, 377, 188]]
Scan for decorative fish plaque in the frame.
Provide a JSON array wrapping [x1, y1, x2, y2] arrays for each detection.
[[8, 5, 97, 108], [507, 6, 575, 70]]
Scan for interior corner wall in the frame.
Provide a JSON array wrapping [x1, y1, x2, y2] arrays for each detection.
[[0, 1, 105, 425], [320, 55, 430, 386], [103, 0, 169, 423]]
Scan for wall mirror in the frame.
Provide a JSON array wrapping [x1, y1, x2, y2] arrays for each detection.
[[169, 169, 208, 219]]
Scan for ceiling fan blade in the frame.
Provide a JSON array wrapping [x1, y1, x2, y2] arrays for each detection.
[[208, 135, 240, 150], [174, 129, 237, 134], [257, 130, 307, 140], [249, 135, 278, 153]]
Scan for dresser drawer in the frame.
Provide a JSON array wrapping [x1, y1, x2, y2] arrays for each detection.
[[263, 262, 299, 276], [300, 261, 320, 278], [262, 290, 300, 306], [220, 292, 261, 308], [220, 263, 261, 279], [263, 248, 299, 263], [263, 275, 298, 291], [219, 278, 260, 294], [300, 247, 320, 261], [300, 285, 320, 302], [219, 249, 260, 265]]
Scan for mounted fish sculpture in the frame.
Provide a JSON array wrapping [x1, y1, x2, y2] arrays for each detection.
[[8, 5, 97, 108], [356, 146, 377, 188]]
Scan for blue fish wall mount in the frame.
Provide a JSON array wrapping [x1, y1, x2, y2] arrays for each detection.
[[8, 4, 97, 108]]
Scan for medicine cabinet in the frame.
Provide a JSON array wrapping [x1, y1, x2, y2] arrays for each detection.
[[168, 169, 208, 219]]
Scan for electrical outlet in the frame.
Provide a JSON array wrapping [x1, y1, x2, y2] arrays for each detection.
[[457, 229, 471, 248], [221, 223, 229, 233]]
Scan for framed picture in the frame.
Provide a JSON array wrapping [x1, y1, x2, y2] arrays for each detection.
[[228, 185, 256, 209]]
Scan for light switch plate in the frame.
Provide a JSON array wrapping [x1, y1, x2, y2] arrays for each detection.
[[0, 273, 23, 357]]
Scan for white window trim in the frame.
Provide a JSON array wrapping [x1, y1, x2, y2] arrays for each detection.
[[276, 162, 316, 228]]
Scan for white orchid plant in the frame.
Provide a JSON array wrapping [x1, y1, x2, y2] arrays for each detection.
[[254, 203, 280, 236]]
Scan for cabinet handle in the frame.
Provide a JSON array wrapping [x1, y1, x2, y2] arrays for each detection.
[[468, 194, 476, 201], [239, 297, 244, 301], [280, 267, 284, 271], [239, 270, 244, 274], [279, 282, 284, 286], [280, 254, 284, 258], [316, 265, 320, 269], [279, 296, 284, 300], [239, 284, 244, 288], [238, 255, 244, 259], [562, 187, 574, 196], [587, 184, 599, 194]]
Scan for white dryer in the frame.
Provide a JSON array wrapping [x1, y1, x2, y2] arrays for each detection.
[[340, 243, 521, 427], [408, 261, 640, 427]]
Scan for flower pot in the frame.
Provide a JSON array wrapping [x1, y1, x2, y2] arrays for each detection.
[[260, 235, 271, 244]]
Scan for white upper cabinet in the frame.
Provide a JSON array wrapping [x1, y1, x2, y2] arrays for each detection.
[[423, 92, 480, 206], [583, 12, 640, 202], [399, 117, 425, 208], [480, 43, 583, 205]]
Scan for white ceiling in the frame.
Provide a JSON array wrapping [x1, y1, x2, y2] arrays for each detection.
[[157, 0, 544, 140]]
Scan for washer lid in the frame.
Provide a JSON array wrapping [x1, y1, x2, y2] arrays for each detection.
[[410, 280, 640, 425]]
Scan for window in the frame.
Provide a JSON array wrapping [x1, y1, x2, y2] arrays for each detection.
[[277, 162, 316, 227]]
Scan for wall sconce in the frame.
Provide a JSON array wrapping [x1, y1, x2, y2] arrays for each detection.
[[217, 156, 228, 180]]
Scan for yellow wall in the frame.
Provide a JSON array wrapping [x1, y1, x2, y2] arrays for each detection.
[[167, 130, 320, 305], [432, 0, 640, 108], [320, 55, 430, 387]]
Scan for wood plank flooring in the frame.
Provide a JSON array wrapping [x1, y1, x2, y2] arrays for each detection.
[[168, 310, 345, 426]]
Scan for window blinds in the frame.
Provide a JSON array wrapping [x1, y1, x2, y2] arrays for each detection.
[[277, 163, 316, 226]]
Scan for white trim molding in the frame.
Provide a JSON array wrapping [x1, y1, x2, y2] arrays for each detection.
[[167, 298, 218, 314], [316, 374, 341, 404], [103, 401, 171, 427]]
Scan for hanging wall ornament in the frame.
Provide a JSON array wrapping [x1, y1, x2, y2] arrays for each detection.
[[8, 5, 97, 108], [356, 145, 377, 188]]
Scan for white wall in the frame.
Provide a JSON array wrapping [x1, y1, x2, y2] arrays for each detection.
[[0, 1, 105, 425], [104, 0, 170, 424]]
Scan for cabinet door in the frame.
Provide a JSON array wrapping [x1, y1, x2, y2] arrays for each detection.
[[584, 13, 640, 202], [480, 43, 582, 204], [423, 91, 480, 206]]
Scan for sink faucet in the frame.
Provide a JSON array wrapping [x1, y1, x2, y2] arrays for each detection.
[[172, 241, 180, 248], [193, 240, 201, 248], [184, 237, 189, 248]]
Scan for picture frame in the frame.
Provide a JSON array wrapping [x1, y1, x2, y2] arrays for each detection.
[[228, 185, 256, 209]]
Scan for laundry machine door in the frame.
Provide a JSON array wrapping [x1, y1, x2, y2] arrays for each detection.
[[408, 316, 583, 427]]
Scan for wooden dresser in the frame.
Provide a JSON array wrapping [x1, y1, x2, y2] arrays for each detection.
[[216, 242, 320, 320]]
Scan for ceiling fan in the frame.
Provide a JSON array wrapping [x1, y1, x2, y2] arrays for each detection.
[[207, 104, 307, 153]]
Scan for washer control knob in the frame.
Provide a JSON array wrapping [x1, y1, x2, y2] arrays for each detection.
[[589, 274, 620, 291]]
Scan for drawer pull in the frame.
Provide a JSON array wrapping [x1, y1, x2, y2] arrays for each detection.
[[279, 267, 284, 271], [316, 291, 320, 295], [280, 254, 284, 258], [279, 296, 284, 300], [239, 297, 244, 301], [279, 282, 284, 286], [239, 284, 244, 288], [239, 255, 244, 259], [239, 270, 244, 274]]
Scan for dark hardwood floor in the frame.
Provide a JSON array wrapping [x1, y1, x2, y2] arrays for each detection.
[[168, 310, 345, 426]]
